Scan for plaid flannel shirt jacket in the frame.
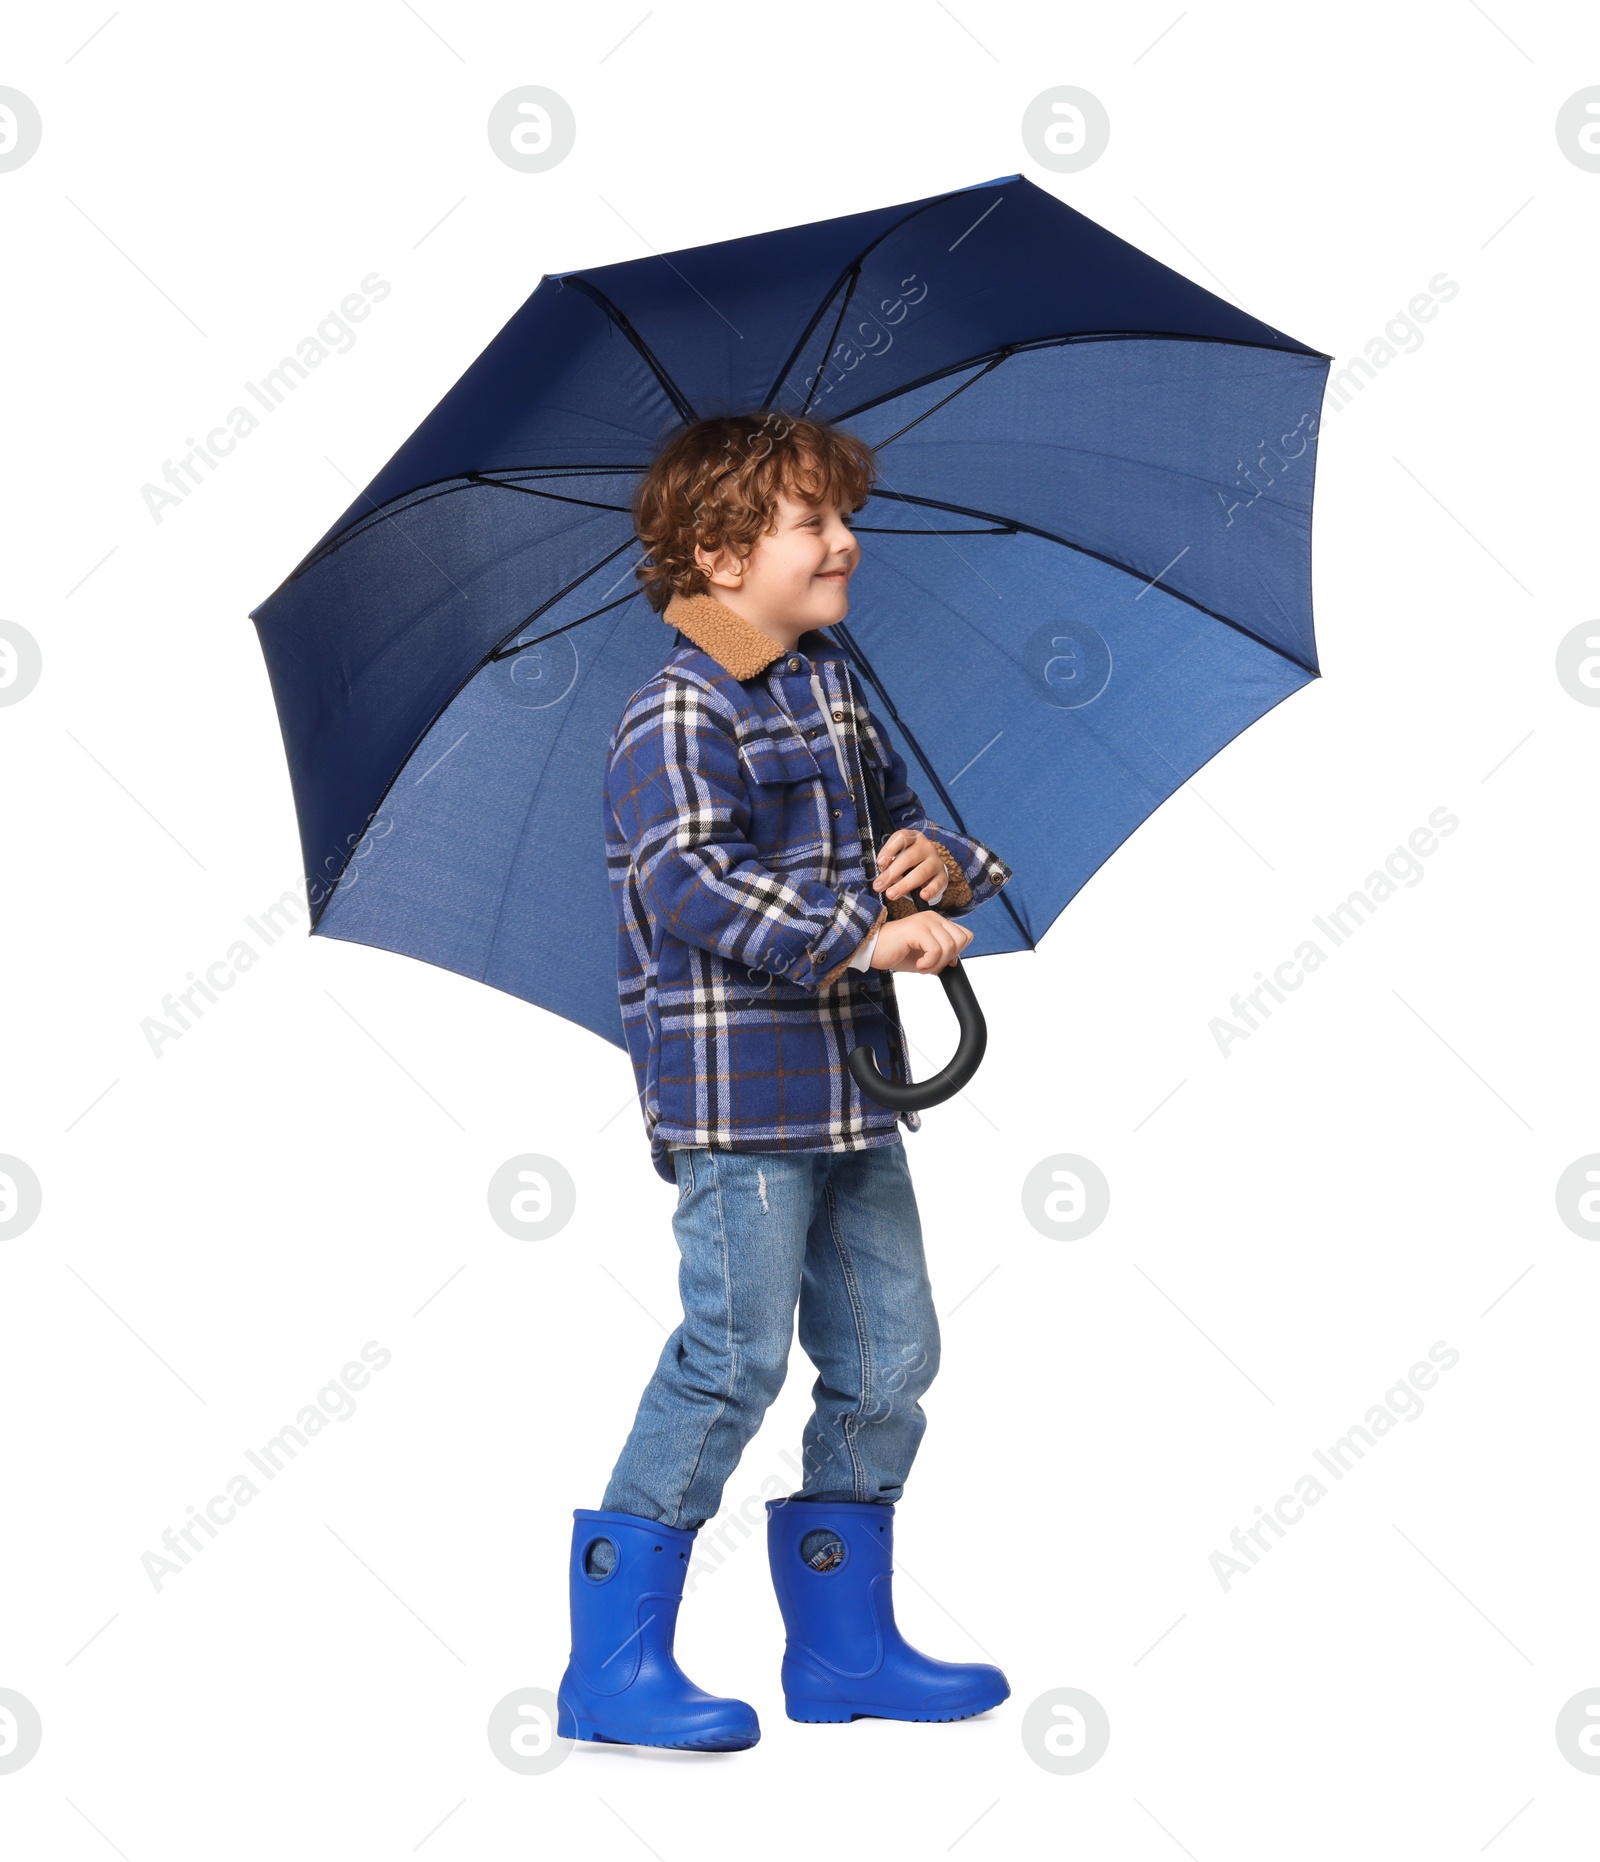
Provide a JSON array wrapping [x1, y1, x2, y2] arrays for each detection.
[[605, 590, 1013, 1183]]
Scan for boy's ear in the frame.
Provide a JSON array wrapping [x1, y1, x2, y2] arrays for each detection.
[[694, 538, 744, 589]]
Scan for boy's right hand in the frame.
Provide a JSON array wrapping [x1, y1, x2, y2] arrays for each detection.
[[868, 912, 973, 974]]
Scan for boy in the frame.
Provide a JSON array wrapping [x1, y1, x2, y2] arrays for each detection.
[[556, 414, 1013, 1751]]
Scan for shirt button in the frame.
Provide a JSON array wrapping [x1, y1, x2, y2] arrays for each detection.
[[787, 657, 801, 672], [989, 866, 1004, 881], [832, 808, 842, 818], [833, 709, 845, 721]]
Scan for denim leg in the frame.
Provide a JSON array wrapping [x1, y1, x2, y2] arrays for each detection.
[[600, 1146, 821, 1530], [792, 1140, 941, 1505]]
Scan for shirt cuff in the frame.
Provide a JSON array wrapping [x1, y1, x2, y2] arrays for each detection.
[[847, 926, 882, 972], [813, 896, 887, 991]]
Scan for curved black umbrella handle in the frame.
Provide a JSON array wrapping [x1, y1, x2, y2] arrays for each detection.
[[847, 954, 987, 1111], [846, 740, 990, 1112]]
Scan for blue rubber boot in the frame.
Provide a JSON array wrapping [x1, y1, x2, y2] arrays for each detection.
[[555, 1508, 759, 1751], [766, 1499, 1009, 1724]]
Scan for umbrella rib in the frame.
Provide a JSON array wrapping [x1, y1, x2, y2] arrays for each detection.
[[272, 457, 1008, 590], [481, 534, 643, 659], [796, 266, 862, 419], [836, 327, 1330, 431], [272, 466, 651, 587], [456, 461, 648, 469], [485, 586, 642, 661], [465, 470, 634, 514], [867, 349, 1014, 449], [833, 618, 1036, 953], [559, 276, 700, 424], [758, 182, 1016, 411], [867, 486, 1319, 676]]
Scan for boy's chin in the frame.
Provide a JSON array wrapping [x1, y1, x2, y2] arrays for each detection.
[[806, 594, 850, 627]]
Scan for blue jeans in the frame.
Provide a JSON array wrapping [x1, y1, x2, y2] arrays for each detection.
[[600, 1139, 941, 1530]]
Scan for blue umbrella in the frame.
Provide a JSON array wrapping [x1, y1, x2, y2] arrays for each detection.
[[249, 173, 1328, 1080]]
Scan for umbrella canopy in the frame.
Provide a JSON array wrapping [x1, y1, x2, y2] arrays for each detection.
[[249, 173, 1328, 1048]]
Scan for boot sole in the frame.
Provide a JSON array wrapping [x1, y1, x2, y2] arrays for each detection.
[[558, 1706, 758, 1751], [785, 1691, 1008, 1725], [583, 1729, 759, 1750]]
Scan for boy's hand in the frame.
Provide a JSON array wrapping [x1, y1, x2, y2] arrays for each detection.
[[868, 913, 973, 974], [872, 829, 947, 904]]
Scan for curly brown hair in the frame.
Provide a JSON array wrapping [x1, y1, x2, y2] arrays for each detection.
[[631, 413, 877, 612]]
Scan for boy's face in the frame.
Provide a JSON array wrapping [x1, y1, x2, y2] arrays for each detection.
[[694, 487, 860, 645]]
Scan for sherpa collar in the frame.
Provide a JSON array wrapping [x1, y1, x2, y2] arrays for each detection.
[[663, 590, 836, 682]]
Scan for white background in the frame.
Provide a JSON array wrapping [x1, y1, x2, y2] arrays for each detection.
[[2, 2, 1596, 1855]]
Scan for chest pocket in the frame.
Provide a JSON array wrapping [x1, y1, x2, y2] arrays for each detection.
[[736, 723, 824, 789], [736, 721, 827, 873]]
